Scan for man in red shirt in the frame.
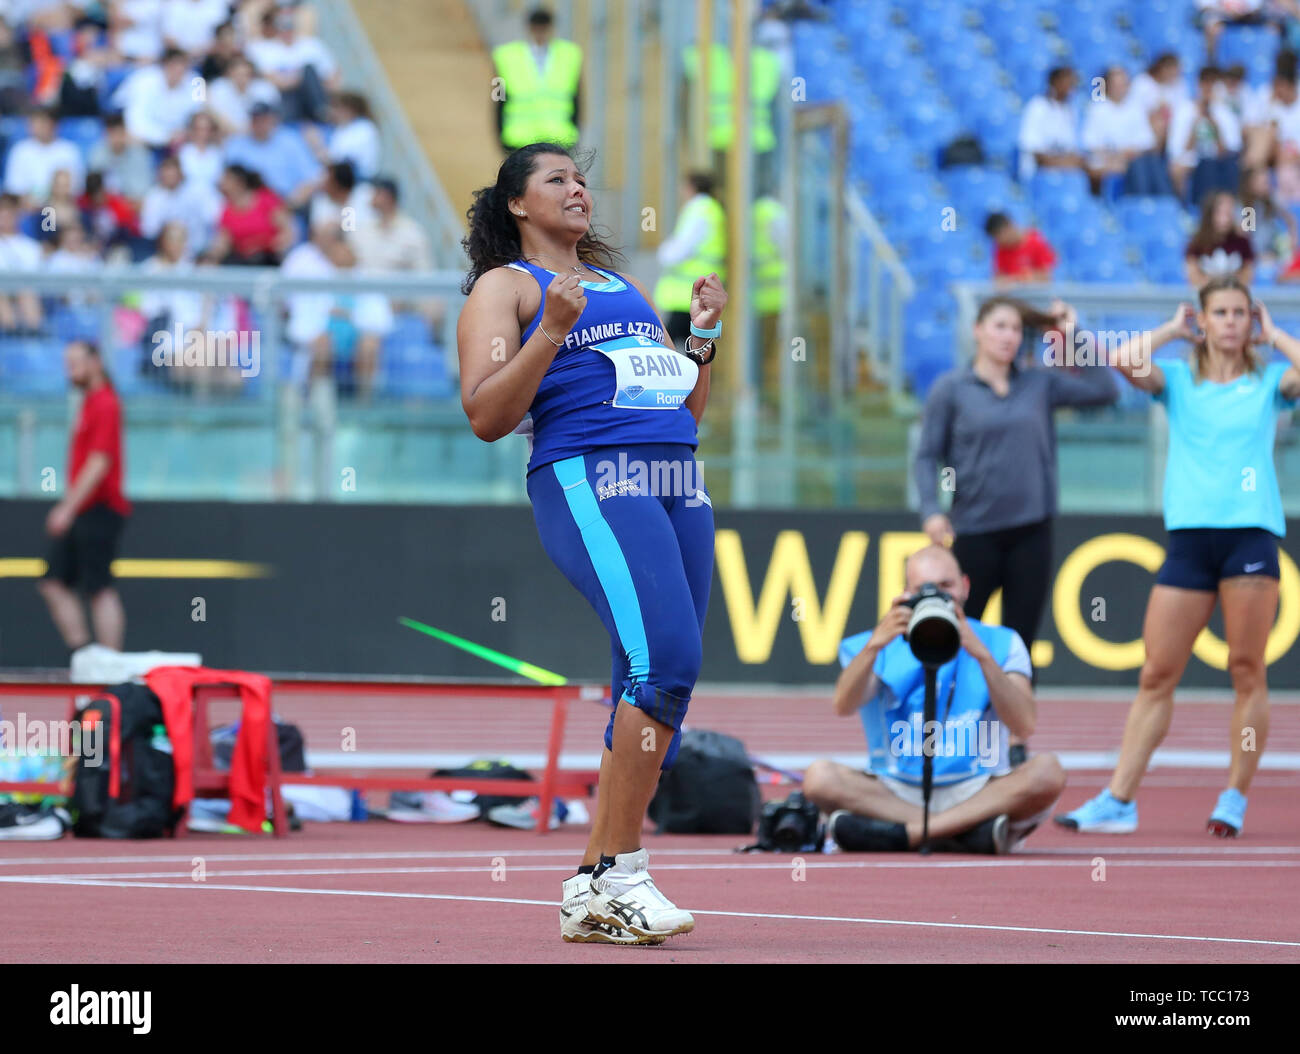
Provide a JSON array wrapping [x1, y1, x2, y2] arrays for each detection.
[[37, 340, 132, 653], [984, 212, 1058, 284]]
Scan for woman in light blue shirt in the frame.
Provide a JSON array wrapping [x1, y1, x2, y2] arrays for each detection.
[[1057, 275, 1300, 837]]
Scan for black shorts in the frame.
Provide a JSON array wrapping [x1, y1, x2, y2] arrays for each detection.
[[1155, 528, 1279, 592], [43, 504, 126, 595]]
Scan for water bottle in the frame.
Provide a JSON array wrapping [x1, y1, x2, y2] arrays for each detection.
[[150, 724, 173, 755]]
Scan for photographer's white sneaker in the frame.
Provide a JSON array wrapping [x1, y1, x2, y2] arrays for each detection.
[[559, 871, 665, 945], [585, 849, 694, 939]]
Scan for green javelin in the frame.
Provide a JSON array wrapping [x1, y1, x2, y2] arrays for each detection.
[[397, 616, 568, 686]]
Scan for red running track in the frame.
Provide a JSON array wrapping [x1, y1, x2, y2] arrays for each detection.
[[6, 688, 1300, 765], [2, 686, 1297, 962], [2, 776, 1298, 964]]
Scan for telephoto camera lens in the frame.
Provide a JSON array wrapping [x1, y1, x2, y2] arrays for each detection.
[[905, 584, 961, 667]]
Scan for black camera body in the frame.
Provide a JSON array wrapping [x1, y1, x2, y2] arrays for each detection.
[[903, 582, 962, 667], [756, 790, 824, 853]]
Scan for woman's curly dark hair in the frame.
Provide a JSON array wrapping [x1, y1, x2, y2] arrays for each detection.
[[461, 142, 624, 294]]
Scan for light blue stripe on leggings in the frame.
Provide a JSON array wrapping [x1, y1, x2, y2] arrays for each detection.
[[552, 455, 649, 693]]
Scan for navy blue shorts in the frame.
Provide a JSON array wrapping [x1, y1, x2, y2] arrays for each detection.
[[527, 443, 714, 769], [1155, 528, 1280, 591]]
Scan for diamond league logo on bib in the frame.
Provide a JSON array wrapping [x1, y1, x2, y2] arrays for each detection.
[[590, 335, 698, 410]]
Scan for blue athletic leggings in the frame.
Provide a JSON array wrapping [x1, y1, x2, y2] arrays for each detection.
[[527, 443, 714, 769]]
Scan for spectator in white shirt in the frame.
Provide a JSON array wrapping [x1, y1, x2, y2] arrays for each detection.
[[346, 175, 439, 400], [46, 220, 103, 308], [178, 109, 224, 190], [139, 220, 221, 389], [1220, 64, 1266, 127], [1246, 61, 1300, 161], [1082, 67, 1165, 192], [87, 111, 156, 202], [161, 0, 230, 58], [1168, 66, 1244, 202], [281, 219, 353, 390], [35, 166, 78, 243], [140, 154, 219, 256], [110, 0, 165, 63], [246, 5, 338, 122], [1130, 52, 1190, 153], [1263, 69, 1300, 203], [303, 91, 380, 181], [3, 106, 86, 207], [308, 160, 373, 233], [207, 53, 280, 136], [0, 192, 44, 331], [112, 47, 201, 149], [1017, 66, 1084, 181]]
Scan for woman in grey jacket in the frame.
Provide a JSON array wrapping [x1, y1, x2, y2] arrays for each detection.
[[914, 297, 1119, 736]]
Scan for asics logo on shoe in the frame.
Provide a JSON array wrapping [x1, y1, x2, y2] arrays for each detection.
[[604, 896, 650, 931]]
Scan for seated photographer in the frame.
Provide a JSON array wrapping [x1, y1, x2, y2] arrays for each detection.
[[804, 544, 1066, 854]]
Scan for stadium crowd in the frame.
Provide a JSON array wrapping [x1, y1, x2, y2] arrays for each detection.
[[0, 0, 435, 397], [1007, 42, 1300, 288]]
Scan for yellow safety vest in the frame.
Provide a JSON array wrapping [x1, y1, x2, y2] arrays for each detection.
[[753, 195, 785, 315], [654, 194, 727, 314], [493, 39, 583, 148], [682, 43, 781, 153]]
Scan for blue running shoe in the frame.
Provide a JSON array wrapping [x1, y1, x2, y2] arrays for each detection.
[[1208, 788, 1247, 837], [1053, 789, 1138, 833]]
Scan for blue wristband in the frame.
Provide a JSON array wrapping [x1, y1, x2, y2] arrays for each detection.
[[690, 320, 722, 339]]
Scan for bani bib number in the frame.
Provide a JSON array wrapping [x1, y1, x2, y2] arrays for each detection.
[[590, 335, 698, 410]]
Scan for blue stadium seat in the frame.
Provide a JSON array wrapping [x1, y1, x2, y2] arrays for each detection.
[[57, 117, 104, 161], [0, 115, 28, 143], [1, 338, 65, 395]]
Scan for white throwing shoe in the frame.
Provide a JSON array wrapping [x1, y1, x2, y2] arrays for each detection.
[[559, 871, 665, 944], [585, 849, 694, 939]]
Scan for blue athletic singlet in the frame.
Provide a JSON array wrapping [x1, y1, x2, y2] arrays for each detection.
[[506, 260, 713, 769], [508, 259, 701, 473]]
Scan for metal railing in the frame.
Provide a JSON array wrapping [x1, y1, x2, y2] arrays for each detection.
[[846, 185, 915, 396], [317, 0, 468, 267], [0, 267, 541, 504]]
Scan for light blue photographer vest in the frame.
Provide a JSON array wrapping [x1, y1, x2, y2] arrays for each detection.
[[837, 619, 1016, 786]]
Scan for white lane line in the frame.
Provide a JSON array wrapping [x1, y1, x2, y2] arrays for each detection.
[[7, 859, 1300, 881], [302, 749, 1300, 769], [1, 875, 1296, 949]]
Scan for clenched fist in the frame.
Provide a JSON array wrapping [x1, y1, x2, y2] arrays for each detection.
[[541, 272, 586, 337], [690, 272, 727, 331]]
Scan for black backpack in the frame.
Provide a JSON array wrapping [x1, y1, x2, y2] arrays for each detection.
[[71, 683, 183, 838], [431, 758, 534, 812], [212, 719, 307, 773], [939, 134, 985, 169], [648, 730, 761, 835]]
